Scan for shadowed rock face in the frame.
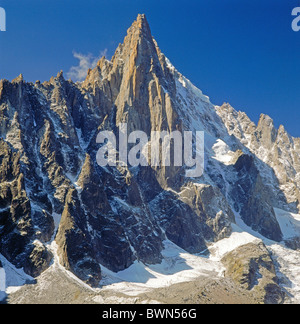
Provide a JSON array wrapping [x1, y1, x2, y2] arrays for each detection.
[[0, 14, 298, 291], [230, 152, 282, 241], [55, 189, 102, 287], [0, 140, 53, 276]]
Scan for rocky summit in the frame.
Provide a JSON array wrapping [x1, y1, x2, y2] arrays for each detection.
[[1, 14, 300, 304]]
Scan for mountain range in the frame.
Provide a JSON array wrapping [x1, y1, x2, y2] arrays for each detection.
[[0, 14, 300, 304]]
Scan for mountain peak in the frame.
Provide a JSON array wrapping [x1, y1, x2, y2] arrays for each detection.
[[136, 13, 149, 29], [135, 14, 152, 35], [126, 13, 152, 42], [109, 13, 158, 74], [136, 13, 147, 22], [1, 13, 300, 304], [12, 74, 24, 83]]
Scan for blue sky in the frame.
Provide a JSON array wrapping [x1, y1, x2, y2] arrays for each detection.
[[0, 0, 300, 137]]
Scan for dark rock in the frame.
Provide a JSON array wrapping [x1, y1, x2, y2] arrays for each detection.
[[56, 189, 102, 287], [23, 242, 53, 278], [231, 152, 282, 242]]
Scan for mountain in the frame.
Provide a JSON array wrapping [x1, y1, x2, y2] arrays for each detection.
[[0, 14, 300, 304]]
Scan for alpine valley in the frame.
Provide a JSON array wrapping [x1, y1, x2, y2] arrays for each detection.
[[1, 14, 300, 304]]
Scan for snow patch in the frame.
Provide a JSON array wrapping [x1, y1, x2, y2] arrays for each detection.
[[0, 254, 34, 294], [269, 243, 300, 303], [209, 224, 260, 260], [0, 267, 6, 301], [211, 139, 235, 165], [100, 240, 222, 296], [274, 208, 300, 239]]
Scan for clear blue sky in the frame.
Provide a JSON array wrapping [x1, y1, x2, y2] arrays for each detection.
[[0, 0, 300, 137]]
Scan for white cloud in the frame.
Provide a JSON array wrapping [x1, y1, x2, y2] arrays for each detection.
[[66, 49, 108, 82]]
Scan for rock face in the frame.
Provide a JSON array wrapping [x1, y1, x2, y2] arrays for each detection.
[[222, 242, 285, 304], [217, 104, 300, 224], [0, 14, 299, 296], [230, 152, 282, 241]]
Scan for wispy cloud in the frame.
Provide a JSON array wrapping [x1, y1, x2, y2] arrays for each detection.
[[66, 49, 108, 82]]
